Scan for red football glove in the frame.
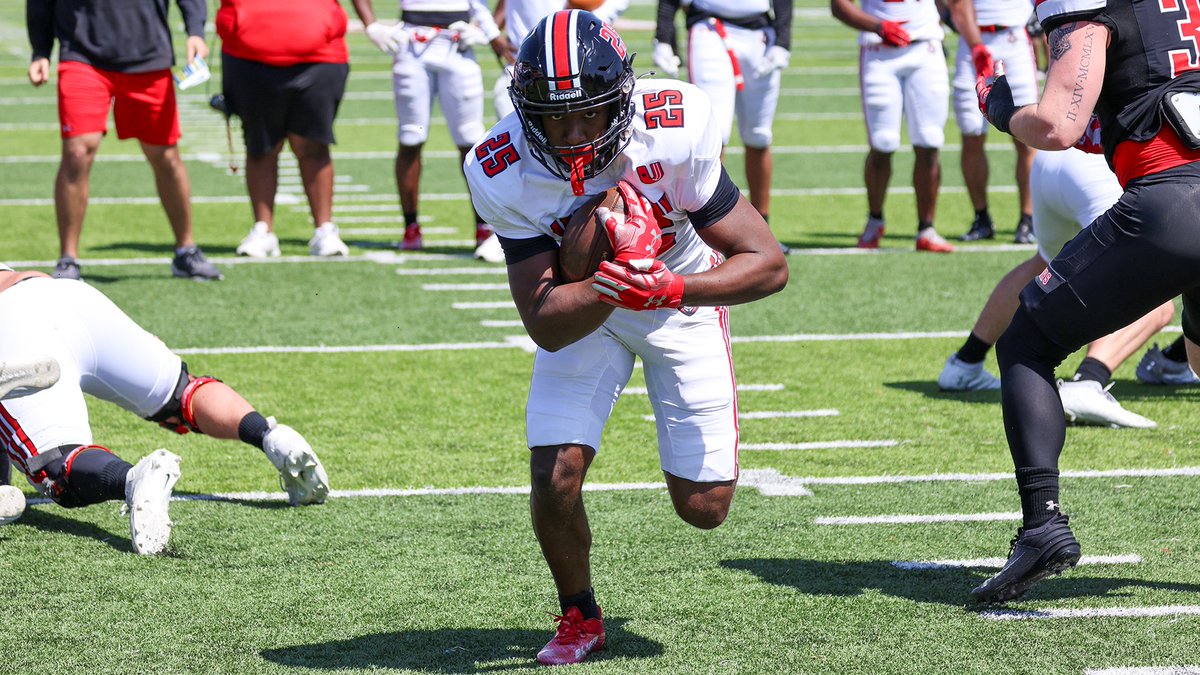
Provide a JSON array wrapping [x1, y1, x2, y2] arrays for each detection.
[[971, 43, 994, 79], [976, 60, 1015, 133], [599, 182, 663, 264], [878, 20, 911, 47], [592, 259, 685, 311], [1074, 114, 1104, 154]]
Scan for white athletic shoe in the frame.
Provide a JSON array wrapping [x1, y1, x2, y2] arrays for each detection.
[[1058, 379, 1156, 429], [474, 232, 505, 264], [236, 221, 281, 258], [309, 222, 349, 257], [125, 449, 182, 555], [1135, 343, 1200, 385], [937, 354, 1001, 391], [262, 418, 329, 505], [0, 485, 26, 526], [0, 356, 60, 400]]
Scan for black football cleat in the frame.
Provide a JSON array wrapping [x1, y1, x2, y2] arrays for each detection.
[[1013, 215, 1036, 244], [960, 214, 995, 241], [970, 512, 1081, 604]]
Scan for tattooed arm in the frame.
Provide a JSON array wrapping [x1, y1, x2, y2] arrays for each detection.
[[1007, 21, 1109, 149]]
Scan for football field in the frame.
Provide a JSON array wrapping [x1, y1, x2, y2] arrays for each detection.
[[3, 2, 1200, 673]]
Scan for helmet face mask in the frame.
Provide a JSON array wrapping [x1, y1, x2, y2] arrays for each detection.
[[509, 10, 636, 192]]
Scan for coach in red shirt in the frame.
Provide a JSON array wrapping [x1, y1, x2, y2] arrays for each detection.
[[218, 0, 363, 258], [26, 0, 223, 281]]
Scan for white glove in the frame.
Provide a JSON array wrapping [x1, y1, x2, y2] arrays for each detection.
[[652, 41, 680, 77], [753, 45, 790, 78], [448, 20, 488, 49], [365, 21, 407, 55]]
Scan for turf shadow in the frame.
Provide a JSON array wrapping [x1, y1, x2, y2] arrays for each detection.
[[721, 558, 1200, 607], [885, 380, 1001, 404], [13, 505, 132, 553], [259, 618, 662, 672]]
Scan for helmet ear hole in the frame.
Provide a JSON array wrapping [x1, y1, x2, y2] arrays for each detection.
[[511, 9, 636, 183]]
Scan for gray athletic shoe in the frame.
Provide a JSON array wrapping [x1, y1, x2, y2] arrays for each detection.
[[1058, 379, 1156, 429], [262, 418, 329, 505], [0, 357, 60, 400], [53, 256, 81, 280], [172, 246, 223, 281], [938, 354, 1001, 391], [1135, 343, 1200, 385]]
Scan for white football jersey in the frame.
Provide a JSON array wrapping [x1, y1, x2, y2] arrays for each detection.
[[857, 0, 944, 45], [505, 0, 565, 45], [688, 0, 771, 19], [466, 79, 726, 276], [973, 0, 1034, 29]]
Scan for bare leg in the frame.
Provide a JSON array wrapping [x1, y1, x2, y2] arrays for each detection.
[[913, 146, 940, 225], [396, 144, 422, 215], [1083, 301, 1175, 371], [969, 255, 1048, 344], [245, 141, 285, 228], [865, 149, 893, 215], [664, 473, 735, 530], [179, 379, 255, 440], [960, 134, 989, 212], [56, 133, 104, 258], [289, 133, 334, 227], [530, 444, 594, 597], [140, 142, 194, 248], [745, 145, 772, 218]]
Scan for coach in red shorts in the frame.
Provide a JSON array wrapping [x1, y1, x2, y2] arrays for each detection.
[[219, 0, 365, 259], [26, 0, 223, 281]]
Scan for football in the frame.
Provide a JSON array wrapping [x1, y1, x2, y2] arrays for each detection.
[[0, 484, 26, 526], [558, 187, 623, 283], [566, 0, 607, 11]]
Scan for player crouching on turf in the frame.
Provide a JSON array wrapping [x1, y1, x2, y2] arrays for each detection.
[[464, 11, 788, 666], [0, 264, 328, 553]]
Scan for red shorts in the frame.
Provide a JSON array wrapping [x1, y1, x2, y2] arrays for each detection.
[[57, 61, 180, 145]]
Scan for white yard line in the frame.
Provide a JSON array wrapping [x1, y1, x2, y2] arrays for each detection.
[[645, 409, 839, 422], [892, 555, 1143, 570], [1086, 668, 1200, 675], [980, 606, 1200, 621], [817, 512, 1021, 526], [422, 283, 510, 291], [624, 384, 785, 395], [742, 440, 899, 451], [452, 300, 517, 310]]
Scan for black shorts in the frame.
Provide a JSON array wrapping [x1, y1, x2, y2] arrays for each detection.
[[1020, 161, 1200, 349], [221, 52, 349, 155]]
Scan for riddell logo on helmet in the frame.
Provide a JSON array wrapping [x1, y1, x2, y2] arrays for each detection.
[[549, 89, 584, 102]]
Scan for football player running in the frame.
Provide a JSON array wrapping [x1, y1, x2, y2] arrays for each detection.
[[972, 0, 1200, 603], [464, 11, 787, 665], [0, 264, 329, 553]]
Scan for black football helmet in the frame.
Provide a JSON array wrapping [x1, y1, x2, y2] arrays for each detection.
[[509, 10, 636, 193]]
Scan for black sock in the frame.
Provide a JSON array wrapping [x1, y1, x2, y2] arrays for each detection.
[[975, 208, 991, 222], [1072, 357, 1112, 387], [559, 588, 600, 620], [404, 211, 419, 228], [918, 220, 934, 232], [761, 213, 769, 224], [868, 211, 883, 221], [238, 411, 271, 450], [957, 332, 992, 365], [1164, 335, 1188, 362], [1, 457, 10, 485], [49, 448, 133, 507], [1016, 466, 1061, 528], [1018, 213, 1033, 226]]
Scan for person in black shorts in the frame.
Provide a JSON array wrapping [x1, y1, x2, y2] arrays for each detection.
[[217, 0, 373, 258], [972, 0, 1200, 603]]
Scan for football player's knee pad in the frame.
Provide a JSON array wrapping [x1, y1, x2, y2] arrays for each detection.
[[146, 363, 221, 435], [739, 124, 773, 150], [25, 444, 131, 508], [398, 124, 430, 147], [450, 121, 486, 149], [910, 126, 945, 150], [869, 131, 902, 154]]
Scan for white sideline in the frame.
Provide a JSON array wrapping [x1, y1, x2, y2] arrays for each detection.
[[816, 512, 1021, 525], [981, 606, 1200, 621], [422, 283, 510, 291], [892, 554, 1143, 570], [624, 384, 786, 395]]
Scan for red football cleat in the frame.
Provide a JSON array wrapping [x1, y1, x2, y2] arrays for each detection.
[[401, 224, 423, 251], [856, 217, 885, 249], [475, 223, 494, 248], [915, 228, 955, 253], [535, 606, 605, 666]]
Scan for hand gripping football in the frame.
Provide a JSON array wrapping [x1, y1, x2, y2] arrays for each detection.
[[558, 187, 622, 283]]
